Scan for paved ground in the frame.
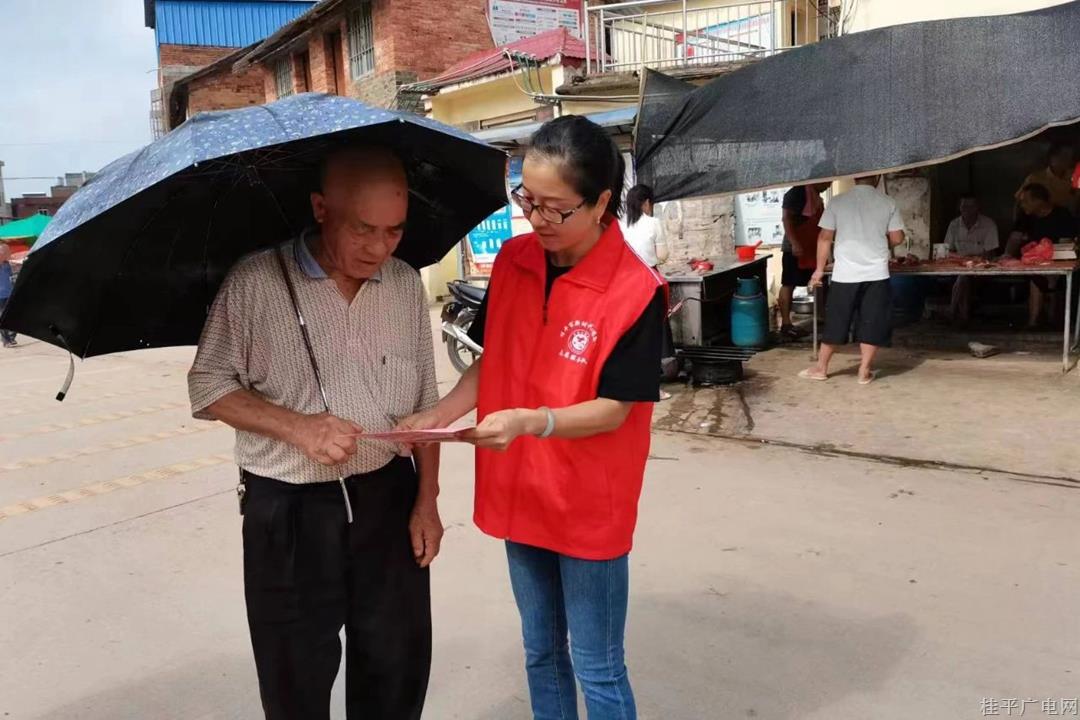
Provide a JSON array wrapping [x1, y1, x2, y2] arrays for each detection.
[[658, 341, 1080, 482], [1, 326, 1078, 719]]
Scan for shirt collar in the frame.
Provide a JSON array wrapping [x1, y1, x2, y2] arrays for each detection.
[[512, 217, 625, 292], [293, 228, 382, 283]]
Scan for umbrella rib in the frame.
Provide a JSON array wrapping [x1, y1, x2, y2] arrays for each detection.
[[258, 103, 292, 141]]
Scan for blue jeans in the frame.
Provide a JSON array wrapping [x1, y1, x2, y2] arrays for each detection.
[[505, 541, 636, 720]]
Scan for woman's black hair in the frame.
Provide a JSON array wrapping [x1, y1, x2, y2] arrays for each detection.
[[527, 115, 625, 218], [624, 184, 655, 226]]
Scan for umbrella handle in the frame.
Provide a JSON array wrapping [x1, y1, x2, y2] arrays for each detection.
[[49, 325, 76, 402]]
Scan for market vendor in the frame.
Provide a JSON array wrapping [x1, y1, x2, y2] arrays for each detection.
[[779, 182, 830, 339], [945, 195, 999, 324], [1008, 183, 1078, 328], [1015, 143, 1076, 213]]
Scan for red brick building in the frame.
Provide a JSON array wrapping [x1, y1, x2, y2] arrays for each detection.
[[11, 195, 64, 221], [9, 173, 94, 220], [145, 0, 315, 135], [235, 0, 494, 111], [162, 45, 268, 131]]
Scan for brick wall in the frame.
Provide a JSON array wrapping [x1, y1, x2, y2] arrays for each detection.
[[263, 67, 278, 101], [349, 69, 418, 109], [11, 196, 65, 220], [371, 1, 396, 75], [308, 33, 334, 93], [382, 0, 491, 79], [258, 0, 494, 109], [291, 50, 310, 92], [187, 64, 266, 116], [159, 44, 235, 82]]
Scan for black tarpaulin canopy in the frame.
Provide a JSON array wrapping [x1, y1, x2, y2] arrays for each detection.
[[635, 1, 1080, 202]]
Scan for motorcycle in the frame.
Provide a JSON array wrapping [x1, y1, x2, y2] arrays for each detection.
[[441, 280, 485, 373]]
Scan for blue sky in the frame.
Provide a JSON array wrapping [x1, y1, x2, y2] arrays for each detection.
[[0, 0, 157, 198]]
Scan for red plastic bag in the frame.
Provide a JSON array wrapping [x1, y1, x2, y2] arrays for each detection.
[[1021, 238, 1055, 264]]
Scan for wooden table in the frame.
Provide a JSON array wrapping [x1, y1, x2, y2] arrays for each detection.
[[812, 261, 1080, 372]]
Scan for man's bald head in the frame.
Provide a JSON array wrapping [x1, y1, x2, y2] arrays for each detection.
[[310, 145, 410, 282], [318, 145, 407, 202]]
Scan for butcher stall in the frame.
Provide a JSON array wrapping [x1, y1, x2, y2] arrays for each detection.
[[664, 255, 770, 384]]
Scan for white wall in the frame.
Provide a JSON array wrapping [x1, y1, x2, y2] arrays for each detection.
[[844, 0, 1070, 32]]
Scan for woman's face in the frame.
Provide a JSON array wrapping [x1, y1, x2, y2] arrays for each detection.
[[520, 154, 609, 254]]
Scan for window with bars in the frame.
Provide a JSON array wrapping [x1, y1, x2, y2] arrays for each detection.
[[347, 2, 375, 79], [275, 57, 294, 98]]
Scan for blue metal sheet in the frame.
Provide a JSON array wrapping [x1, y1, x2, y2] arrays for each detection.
[[155, 1, 313, 47]]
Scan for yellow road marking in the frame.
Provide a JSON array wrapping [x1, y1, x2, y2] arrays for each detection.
[[0, 424, 221, 474], [0, 402, 191, 442], [5, 383, 188, 418], [0, 453, 235, 522], [5, 365, 169, 391]]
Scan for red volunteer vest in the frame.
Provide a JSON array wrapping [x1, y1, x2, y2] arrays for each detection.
[[475, 221, 664, 560]]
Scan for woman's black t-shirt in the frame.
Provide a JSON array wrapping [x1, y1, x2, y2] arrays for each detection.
[[466, 255, 665, 402]]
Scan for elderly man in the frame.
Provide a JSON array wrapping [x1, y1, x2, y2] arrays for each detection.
[[188, 146, 442, 720], [0, 244, 16, 348], [945, 195, 999, 324]]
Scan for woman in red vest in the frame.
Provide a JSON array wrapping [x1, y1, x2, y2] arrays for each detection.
[[400, 116, 665, 719]]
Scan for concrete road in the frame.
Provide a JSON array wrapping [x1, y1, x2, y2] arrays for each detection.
[[1, 335, 1077, 719]]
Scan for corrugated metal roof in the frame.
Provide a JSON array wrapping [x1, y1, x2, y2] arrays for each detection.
[[155, 1, 315, 47]]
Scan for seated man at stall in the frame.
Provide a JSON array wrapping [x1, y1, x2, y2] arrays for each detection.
[[1008, 183, 1078, 328], [945, 195, 999, 325]]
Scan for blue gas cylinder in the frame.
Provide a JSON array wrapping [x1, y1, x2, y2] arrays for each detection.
[[731, 277, 768, 347]]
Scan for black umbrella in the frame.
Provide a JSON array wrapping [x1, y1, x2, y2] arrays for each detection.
[[0, 93, 508, 360]]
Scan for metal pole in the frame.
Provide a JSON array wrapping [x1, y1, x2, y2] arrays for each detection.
[[682, 0, 688, 67], [772, 0, 779, 54], [600, 7, 607, 72], [640, 10, 646, 69], [1065, 270, 1073, 373], [812, 284, 819, 360], [584, 1, 591, 73], [1073, 269, 1080, 351]]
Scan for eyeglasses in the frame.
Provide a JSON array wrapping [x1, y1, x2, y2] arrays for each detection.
[[510, 185, 585, 225]]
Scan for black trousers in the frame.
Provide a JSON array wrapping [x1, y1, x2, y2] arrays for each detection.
[[822, 279, 893, 347], [242, 456, 431, 720]]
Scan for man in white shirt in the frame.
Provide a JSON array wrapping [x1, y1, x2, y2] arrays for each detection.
[[944, 195, 999, 324], [801, 175, 906, 384]]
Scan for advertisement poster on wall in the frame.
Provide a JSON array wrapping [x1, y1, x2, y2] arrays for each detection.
[[463, 157, 523, 277], [466, 205, 514, 274], [734, 187, 789, 247], [487, 0, 583, 46]]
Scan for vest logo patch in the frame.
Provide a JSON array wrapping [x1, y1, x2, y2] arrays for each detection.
[[558, 321, 598, 365]]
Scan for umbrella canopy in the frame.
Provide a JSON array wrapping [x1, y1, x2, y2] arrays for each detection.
[[0, 214, 51, 242], [635, 1, 1080, 201], [0, 93, 507, 358]]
